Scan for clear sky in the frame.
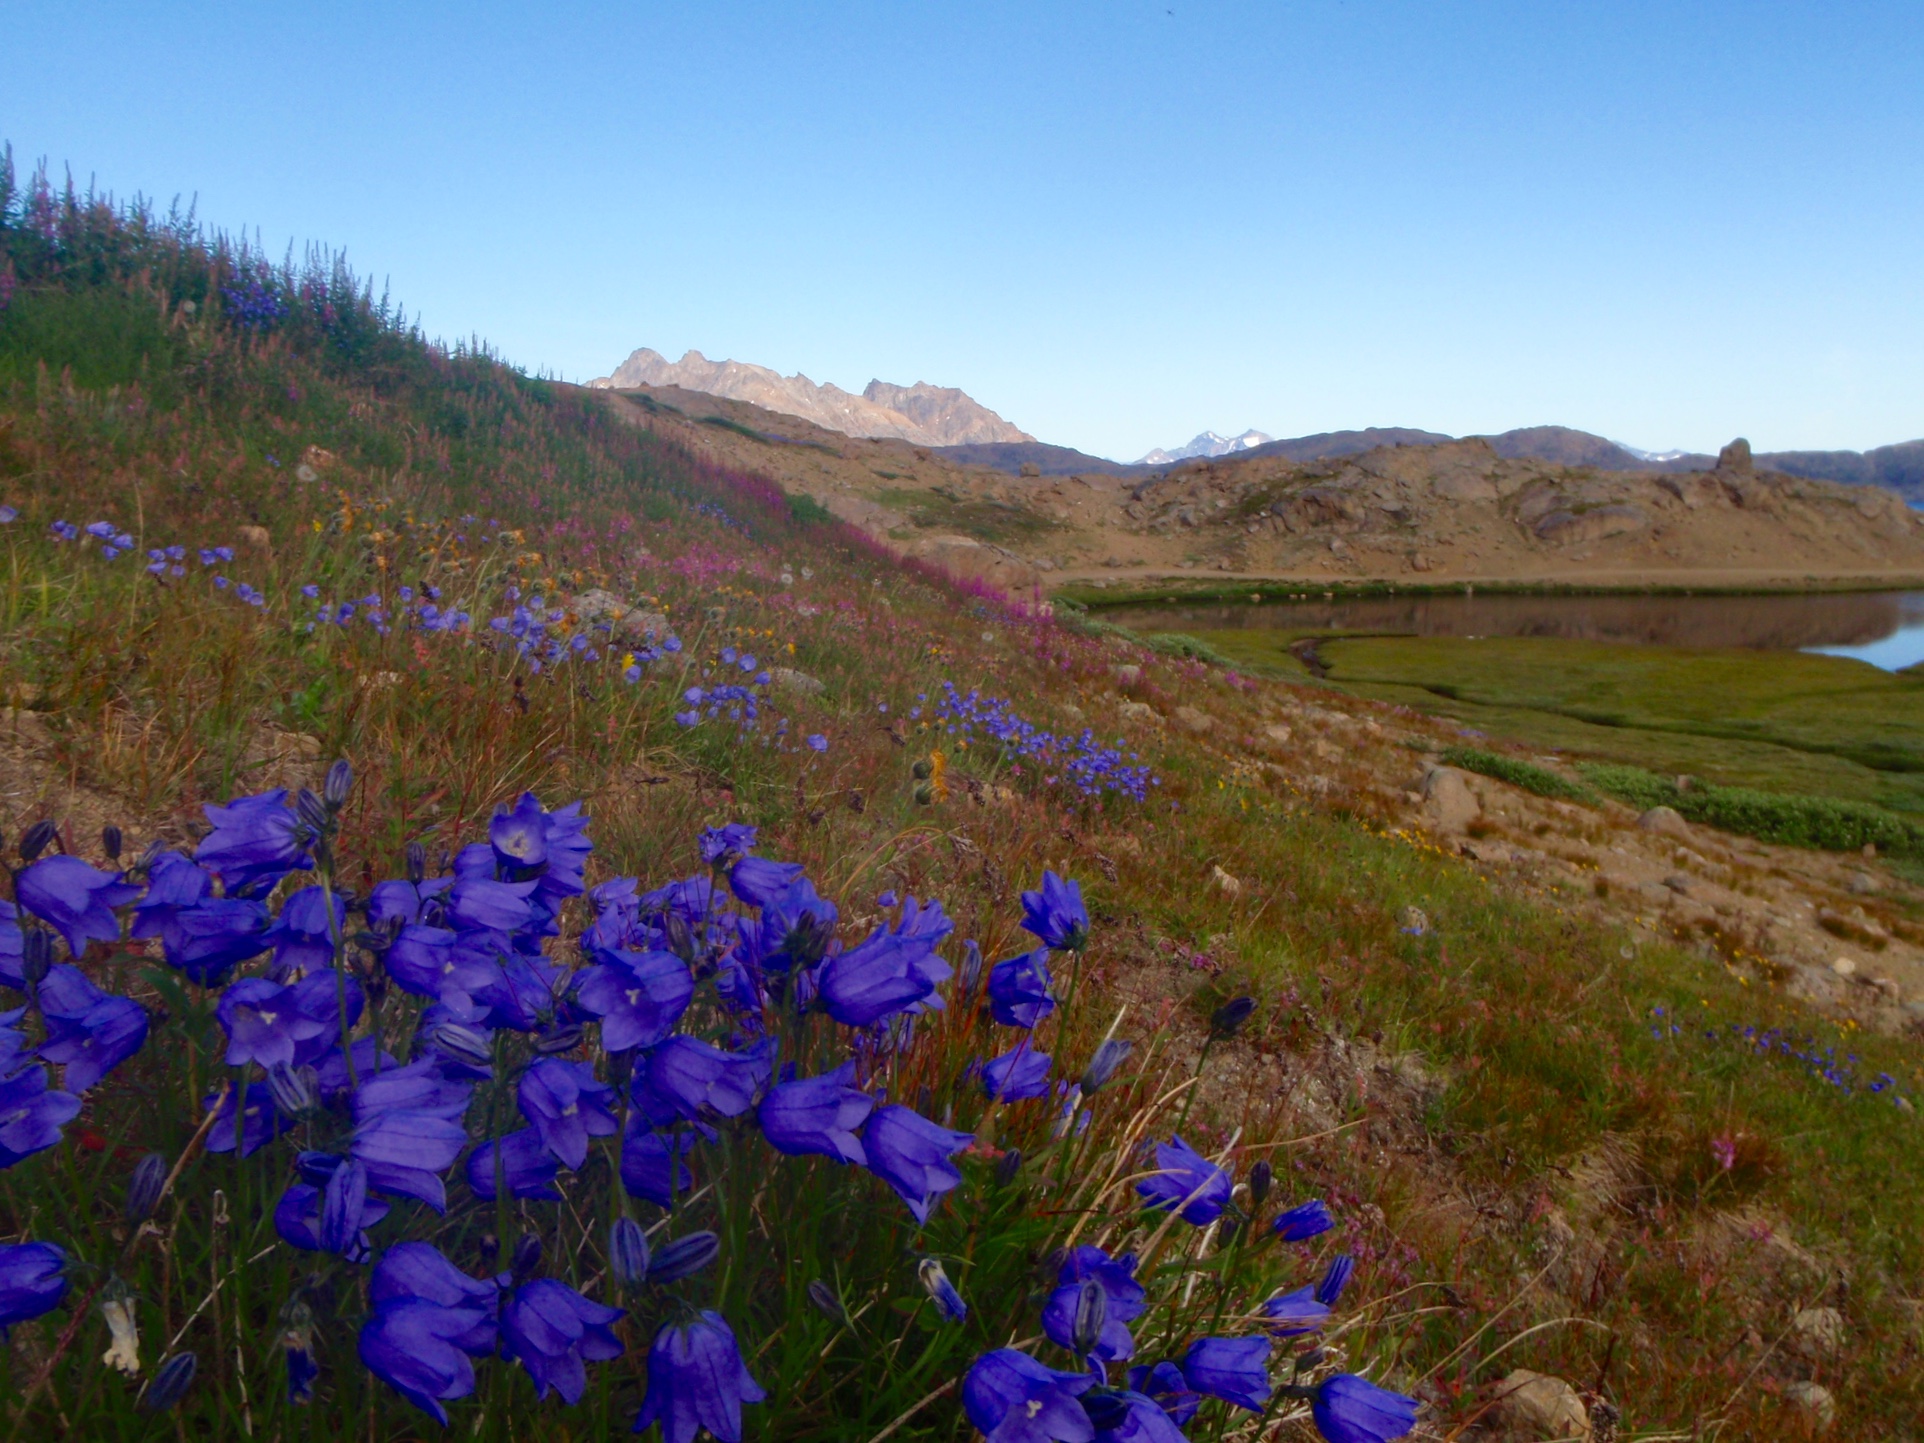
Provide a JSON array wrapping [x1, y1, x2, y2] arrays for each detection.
[[6, 2, 1921, 460]]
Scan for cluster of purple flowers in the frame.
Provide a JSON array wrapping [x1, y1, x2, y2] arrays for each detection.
[[1653, 1009, 1910, 1105], [932, 681, 1158, 804], [673, 646, 772, 730], [222, 275, 289, 331], [962, 1188, 1413, 1443]]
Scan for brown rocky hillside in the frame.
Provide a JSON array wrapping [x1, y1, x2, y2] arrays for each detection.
[[596, 384, 1924, 597]]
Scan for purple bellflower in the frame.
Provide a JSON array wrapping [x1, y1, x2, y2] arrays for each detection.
[[518, 1058, 619, 1168], [35, 964, 147, 1092], [636, 1037, 771, 1125], [1019, 870, 1088, 952], [572, 948, 694, 1052], [620, 1118, 696, 1208], [1181, 1335, 1271, 1411], [1126, 1362, 1199, 1427], [151, 898, 272, 985], [500, 1278, 624, 1404], [195, 790, 313, 895], [1041, 1247, 1145, 1364], [274, 1158, 390, 1261], [757, 1060, 872, 1164], [727, 855, 804, 911], [987, 947, 1056, 1028], [262, 886, 344, 977], [862, 1104, 972, 1224], [633, 1310, 766, 1443], [204, 1080, 294, 1157], [15, 855, 138, 956], [217, 973, 354, 1071], [1136, 1136, 1231, 1226], [981, 1043, 1053, 1102], [359, 1244, 498, 1425], [1086, 1390, 1188, 1443], [0, 1066, 80, 1168], [699, 822, 758, 865], [1310, 1375, 1419, 1443], [467, 1127, 563, 1201], [1272, 1198, 1334, 1243], [816, 899, 953, 1028], [0, 1242, 68, 1337], [961, 1348, 1096, 1443]]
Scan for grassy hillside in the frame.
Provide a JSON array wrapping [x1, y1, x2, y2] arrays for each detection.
[[0, 153, 1920, 1439]]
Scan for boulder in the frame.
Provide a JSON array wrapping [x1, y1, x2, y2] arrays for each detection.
[[1420, 766, 1481, 833], [1113, 664, 1143, 689], [1636, 806, 1692, 841], [1491, 1369, 1591, 1441], [238, 524, 272, 552], [1118, 700, 1161, 725], [1717, 437, 1754, 473], [1790, 1305, 1847, 1357], [1211, 865, 1243, 897], [770, 668, 825, 697], [1173, 705, 1215, 735], [904, 535, 1041, 595], [1783, 1380, 1835, 1432]]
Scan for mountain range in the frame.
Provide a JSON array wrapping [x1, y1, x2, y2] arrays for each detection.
[[1136, 429, 1274, 465], [593, 346, 1924, 504], [590, 349, 1031, 448]]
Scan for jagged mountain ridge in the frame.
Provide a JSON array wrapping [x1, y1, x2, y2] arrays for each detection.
[[590, 348, 1031, 448]]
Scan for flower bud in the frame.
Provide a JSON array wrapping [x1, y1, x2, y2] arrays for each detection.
[[958, 939, 983, 996], [1248, 1158, 1273, 1211], [21, 928, 53, 986], [141, 1352, 197, 1412], [18, 818, 57, 864], [533, 1023, 583, 1056], [1315, 1254, 1354, 1306], [296, 1151, 345, 1187], [266, 1063, 319, 1118], [807, 1279, 848, 1325], [1079, 1038, 1133, 1095], [917, 1258, 967, 1322], [663, 912, 697, 964], [428, 1020, 493, 1070], [995, 1148, 1023, 1187], [295, 788, 328, 836], [782, 912, 831, 970], [608, 1218, 650, 1287], [911, 759, 932, 780], [101, 825, 123, 861], [1209, 995, 1257, 1039], [647, 1231, 720, 1284], [323, 759, 353, 809], [511, 1232, 544, 1282], [405, 841, 427, 884], [1082, 1392, 1132, 1430], [125, 1151, 169, 1221], [1071, 1276, 1107, 1357]]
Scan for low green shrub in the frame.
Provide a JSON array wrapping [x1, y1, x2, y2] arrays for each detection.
[[1577, 762, 1924, 855], [1144, 631, 1235, 666], [1441, 746, 1595, 804]]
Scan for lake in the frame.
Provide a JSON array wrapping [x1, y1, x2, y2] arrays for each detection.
[[1103, 589, 1924, 672]]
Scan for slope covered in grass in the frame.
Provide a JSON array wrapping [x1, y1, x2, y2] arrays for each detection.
[[1, 154, 1920, 1439]]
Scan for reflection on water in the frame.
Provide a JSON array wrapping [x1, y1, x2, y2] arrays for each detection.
[[1104, 591, 1924, 672]]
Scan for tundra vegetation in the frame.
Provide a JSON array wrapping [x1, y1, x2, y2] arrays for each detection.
[[0, 152, 1918, 1439]]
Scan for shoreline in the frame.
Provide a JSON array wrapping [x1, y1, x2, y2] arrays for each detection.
[[1055, 568, 1924, 609]]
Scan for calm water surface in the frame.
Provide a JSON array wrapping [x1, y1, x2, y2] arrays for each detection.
[[1104, 590, 1924, 672]]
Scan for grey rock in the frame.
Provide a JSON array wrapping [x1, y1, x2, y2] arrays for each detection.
[[1636, 805, 1692, 840], [1783, 1380, 1834, 1431], [1717, 437, 1755, 473], [1491, 1368, 1592, 1440], [1790, 1306, 1847, 1357], [770, 667, 825, 697], [1172, 705, 1215, 735], [1420, 765, 1481, 833]]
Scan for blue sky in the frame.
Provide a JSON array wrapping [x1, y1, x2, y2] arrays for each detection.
[[6, 2, 1921, 460]]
